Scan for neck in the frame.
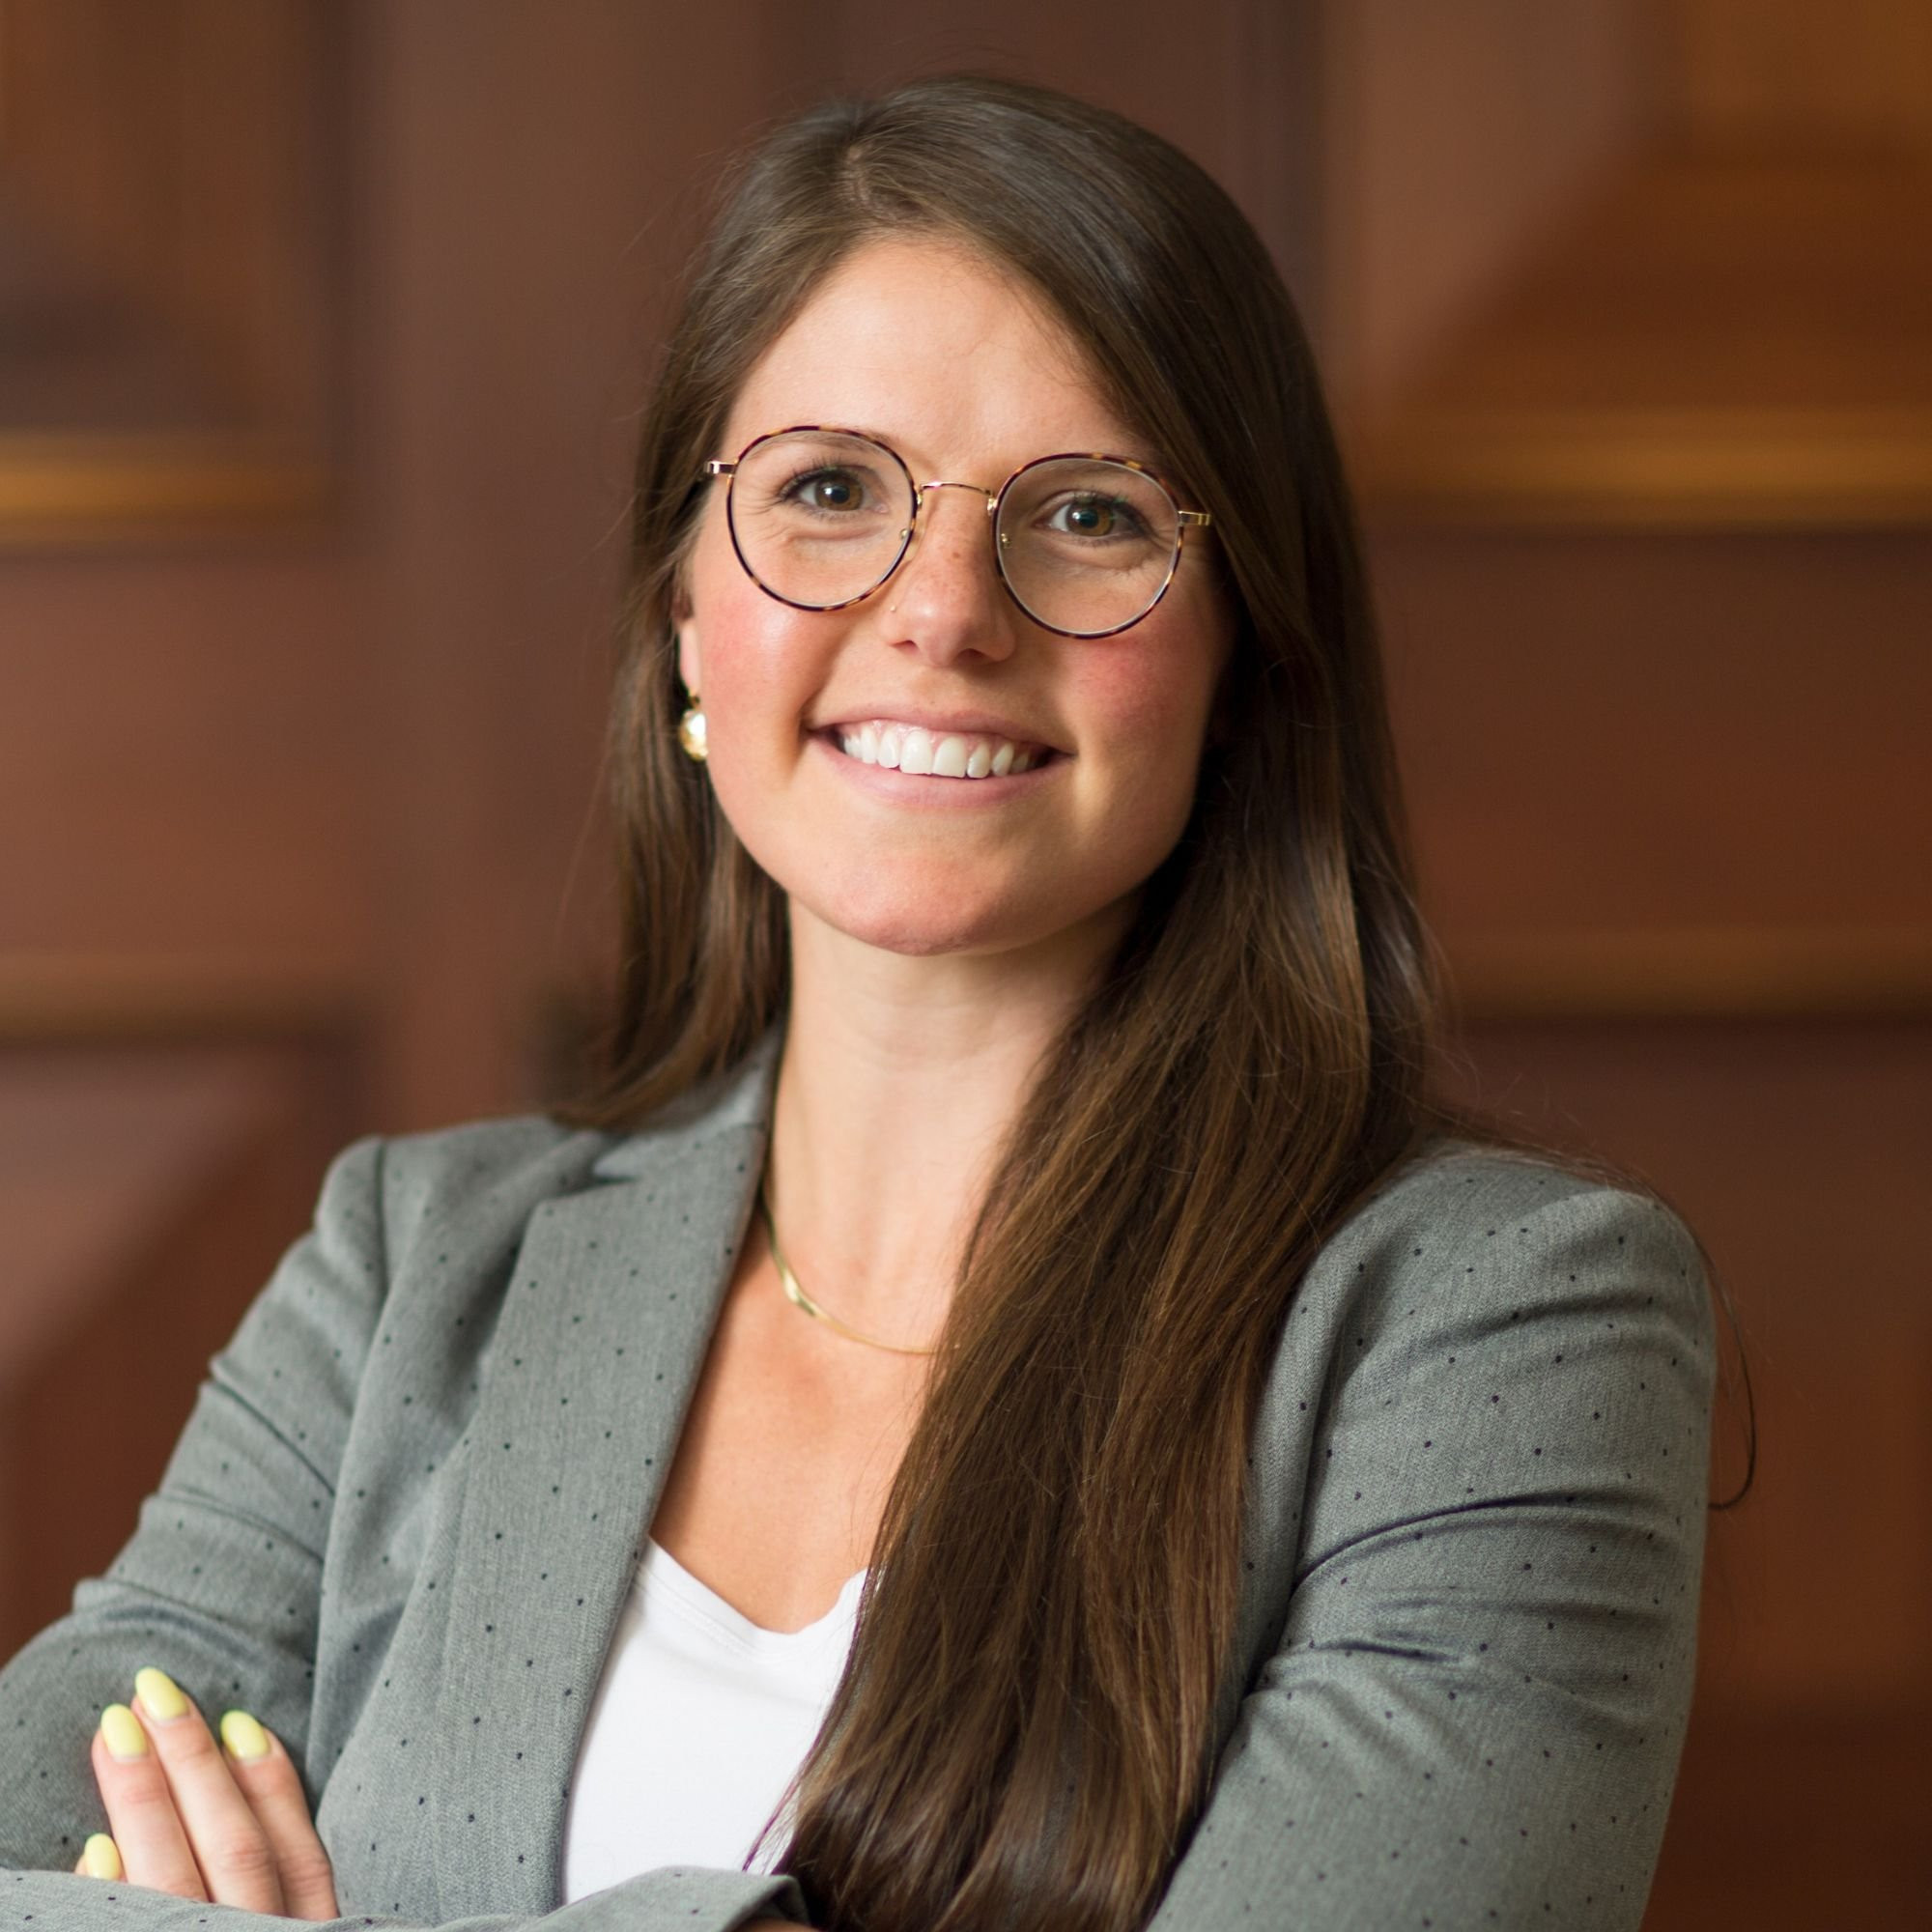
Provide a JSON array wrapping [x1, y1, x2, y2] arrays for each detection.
[[765, 899, 1128, 1345]]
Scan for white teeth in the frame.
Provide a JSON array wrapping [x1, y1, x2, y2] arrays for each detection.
[[831, 721, 1048, 780]]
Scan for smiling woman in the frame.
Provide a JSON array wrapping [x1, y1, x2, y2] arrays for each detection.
[[0, 74, 1722, 1932]]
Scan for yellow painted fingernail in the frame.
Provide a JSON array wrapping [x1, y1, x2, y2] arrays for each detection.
[[220, 1709, 270, 1762], [134, 1666, 189, 1721], [99, 1704, 149, 1760], [82, 1833, 124, 1880]]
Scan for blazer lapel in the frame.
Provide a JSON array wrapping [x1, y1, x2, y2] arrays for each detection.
[[432, 1035, 779, 1915]]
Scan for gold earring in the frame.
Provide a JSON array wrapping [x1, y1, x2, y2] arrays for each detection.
[[677, 693, 708, 763]]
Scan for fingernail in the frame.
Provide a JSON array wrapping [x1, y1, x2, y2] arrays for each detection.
[[220, 1709, 270, 1762], [99, 1704, 149, 1760], [82, 1833, 124, 1880], [134, 1666, 189, 1722]]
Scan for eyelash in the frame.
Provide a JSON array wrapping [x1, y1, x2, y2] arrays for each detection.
[[1042, 494, 1151, 540], [775, 466, 876, 513]]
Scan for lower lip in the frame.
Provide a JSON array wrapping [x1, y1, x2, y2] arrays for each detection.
[[810, 730, 1064, 806]]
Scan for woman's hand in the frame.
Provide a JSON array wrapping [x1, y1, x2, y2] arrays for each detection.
[[74, 1667, 338, 1920]]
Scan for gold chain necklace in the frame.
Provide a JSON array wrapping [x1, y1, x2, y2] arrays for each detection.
[[758, 1188, 942, 1357]]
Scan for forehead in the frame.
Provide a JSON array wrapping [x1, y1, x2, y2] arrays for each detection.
[[721, 235, 1149, 471]]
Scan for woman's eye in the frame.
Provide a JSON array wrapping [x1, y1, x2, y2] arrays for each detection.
[[1048, 495, 1138, 539], [782, 468, 867, 512]]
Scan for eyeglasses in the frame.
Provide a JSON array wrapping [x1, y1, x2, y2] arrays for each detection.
[[701, 426, 1212, 639]]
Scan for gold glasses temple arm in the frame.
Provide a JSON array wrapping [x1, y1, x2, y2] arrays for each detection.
[[1177, 509, 1211, 527], [703, 461, 737, 477]]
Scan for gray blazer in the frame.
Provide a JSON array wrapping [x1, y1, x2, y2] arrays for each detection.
[[0, 1029, 1716, 1931]]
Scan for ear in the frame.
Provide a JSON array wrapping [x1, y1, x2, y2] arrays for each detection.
[[670, 582, 702, 696]]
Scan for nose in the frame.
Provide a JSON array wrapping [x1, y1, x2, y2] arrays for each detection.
[[878, 481, 1019, 667]]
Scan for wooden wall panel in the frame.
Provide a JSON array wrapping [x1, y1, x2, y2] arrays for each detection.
[[0, 0, 344, 531], [1651, 1705, 1931, 1923], [1320, 0, 1652, 415], [0, 554, 375, 979], [0, 0, 338, 434], [1671, 0, 1932, 148], [1375, 526, 1932, 944]]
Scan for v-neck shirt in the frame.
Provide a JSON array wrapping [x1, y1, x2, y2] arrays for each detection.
[[560, 1537, 867, 1901]]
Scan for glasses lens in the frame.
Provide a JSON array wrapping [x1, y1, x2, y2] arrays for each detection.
[[726, 431, 913, 609], [997, 459, 1181, 636]]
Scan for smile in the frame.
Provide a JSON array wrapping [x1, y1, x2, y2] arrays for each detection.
[[833, 721, 1048, 779]]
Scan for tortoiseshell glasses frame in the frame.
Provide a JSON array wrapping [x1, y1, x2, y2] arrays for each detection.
[[700, 424, 1213, 640]]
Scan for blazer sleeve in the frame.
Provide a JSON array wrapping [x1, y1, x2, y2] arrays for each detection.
[[0, 1137, 811, 1932], [1143, 1176, 1717, 1932]]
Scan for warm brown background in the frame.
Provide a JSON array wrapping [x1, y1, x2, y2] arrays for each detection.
[[2, 2, 1926, 1924]]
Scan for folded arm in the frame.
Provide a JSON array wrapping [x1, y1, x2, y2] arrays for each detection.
[[1145, 1178, 1717, 1932], [0, 1136, 811, 1932]]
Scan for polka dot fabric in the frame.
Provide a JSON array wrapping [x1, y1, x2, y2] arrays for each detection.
[[0, 1035, 1714, 1931], [1153, 1148, 1714, 1930]]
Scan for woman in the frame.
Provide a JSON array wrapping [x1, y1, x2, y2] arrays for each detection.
[[0, 76, 1721, 1932]]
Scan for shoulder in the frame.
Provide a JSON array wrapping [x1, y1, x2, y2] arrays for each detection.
[[282, 1114, 626, 1339], [360, 1035, 779, 1245], [299, 1113, 614, 1260], [1322, 1135, 1703, 1267], [1289, 1137, 1714, 1367], [315, 1034, 780, 1291], [371, 1113, 617, 1240], [1253, 1136, 1718, 1577]]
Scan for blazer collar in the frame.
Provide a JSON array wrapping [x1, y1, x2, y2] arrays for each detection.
[[586, 1025, 784, 1180], [432, 1026, 781, 1914]]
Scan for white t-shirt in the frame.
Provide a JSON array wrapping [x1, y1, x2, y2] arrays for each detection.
[[560, 1537, 866, 1901]]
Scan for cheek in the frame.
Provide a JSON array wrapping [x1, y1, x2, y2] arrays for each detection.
[[689, 535, 821, 735], [703, 599, 802, 717], [684, 534, 837, 866], [1076, 624, 1223, 807]]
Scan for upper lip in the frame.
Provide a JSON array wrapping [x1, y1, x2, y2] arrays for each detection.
[[813, 706, 1065, 751]]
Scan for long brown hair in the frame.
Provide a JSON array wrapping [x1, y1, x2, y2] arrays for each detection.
[[559, 75, 1746, 1932]]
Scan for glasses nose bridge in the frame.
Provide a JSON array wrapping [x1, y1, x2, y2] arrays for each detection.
[[913, 476, 1000, 518], [890, 475, 1003, 596]]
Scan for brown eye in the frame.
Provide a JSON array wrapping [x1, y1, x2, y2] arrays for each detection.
[[786, 469, 866, 513], [1045, 493, 1147, 540]]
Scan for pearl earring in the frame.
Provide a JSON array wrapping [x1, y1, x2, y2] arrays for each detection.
[[677, 692, 708, 762]]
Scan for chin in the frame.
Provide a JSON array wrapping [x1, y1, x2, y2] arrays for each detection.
[[817, 898, 1026, 959], [791, 867, 1072, 959]]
